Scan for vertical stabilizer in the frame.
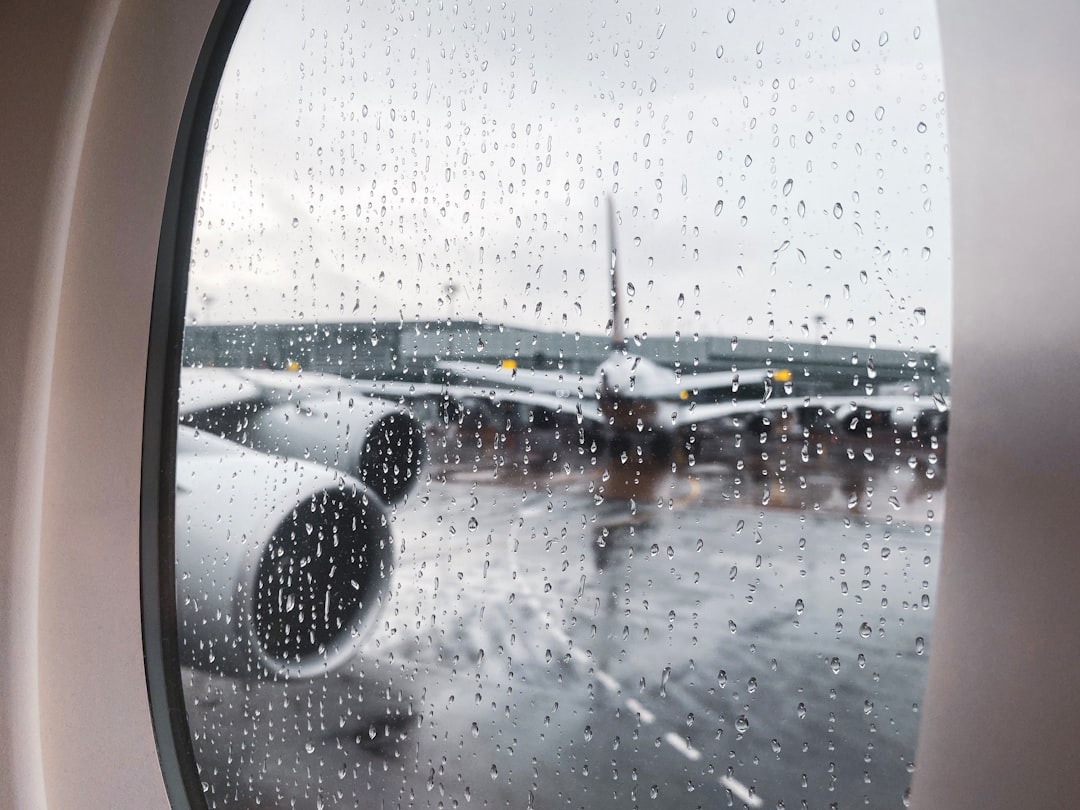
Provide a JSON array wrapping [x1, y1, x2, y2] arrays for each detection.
[[607, 195, 625, 348]]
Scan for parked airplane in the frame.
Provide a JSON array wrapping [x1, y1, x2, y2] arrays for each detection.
[[433, 198, 790, 443]]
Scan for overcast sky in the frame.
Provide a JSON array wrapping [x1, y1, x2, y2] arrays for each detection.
[[188, 0, 950, 357]]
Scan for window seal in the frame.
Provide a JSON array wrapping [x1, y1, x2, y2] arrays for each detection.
[[141, 1, 251, 807]]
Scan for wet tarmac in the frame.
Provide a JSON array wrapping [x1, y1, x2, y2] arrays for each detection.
[[184, 452, 944, 809]]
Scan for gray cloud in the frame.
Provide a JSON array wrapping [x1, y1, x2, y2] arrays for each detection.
[[188, 0, 950, 356]]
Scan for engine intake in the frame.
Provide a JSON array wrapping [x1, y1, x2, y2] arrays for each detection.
[[176, 428, 393, 679]]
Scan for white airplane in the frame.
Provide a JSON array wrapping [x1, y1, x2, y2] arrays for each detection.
[[433, 197, 788, 441], [2, 3, 1076, 810]]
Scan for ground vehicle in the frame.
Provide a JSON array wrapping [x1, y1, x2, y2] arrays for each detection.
[[2, 0, 1079, 807]]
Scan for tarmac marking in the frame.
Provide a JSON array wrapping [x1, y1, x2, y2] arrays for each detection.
[[594, 669, 620, 693], [720, 774, 764, 808], [624, 698, 656, 725], [663, 731, 702, 761]]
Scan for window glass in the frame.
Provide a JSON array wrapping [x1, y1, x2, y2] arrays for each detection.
[[177, 1, 949, 807]]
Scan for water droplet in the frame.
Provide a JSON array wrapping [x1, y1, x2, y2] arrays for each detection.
[[915, 637, 925, 655], [726, 8, 736, 23], [584, 725, 593, 741], [831, 26, 841, 42], [782, 178, 793, 196], [830, 657, 841, 674], [797, 702, 807, 719], [714, 199, 724, 216], [859, 622, 872, 638], [795, 598, 805, 615], [875, 106, 885, 121], [833, 203, 843, 218], [913, 307, 927, 325], [852, 38, 861, 52], [291, 217, 300, 228], [879, 31, 889, 46], [917, 121, 928, 134], [715, 45, 724, 59], [735, 715, 750, 733]]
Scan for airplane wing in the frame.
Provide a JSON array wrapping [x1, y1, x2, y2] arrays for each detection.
[[672, 391, 949, 431], [439, 358, 779, 412], [436, 359, 598, 400], [483, 387, 605, 425], [178, 365, 265, 415]]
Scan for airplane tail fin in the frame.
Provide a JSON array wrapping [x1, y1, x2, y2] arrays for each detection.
[[607, 195, 625, 348]]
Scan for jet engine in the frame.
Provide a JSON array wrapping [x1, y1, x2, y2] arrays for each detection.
[[243, 395, 425, 506], [179, 368, 426, 505], [175, 428, 393, 679]]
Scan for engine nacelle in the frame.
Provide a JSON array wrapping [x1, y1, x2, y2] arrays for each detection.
[[175, 428, 393, 680], [244, 395, 425, 506], [179, 367, 426, 505]]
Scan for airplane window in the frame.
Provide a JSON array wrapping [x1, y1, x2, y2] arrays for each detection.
[[167, 1, 949, 807]]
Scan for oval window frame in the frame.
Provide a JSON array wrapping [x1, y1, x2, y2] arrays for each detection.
[[142, 2, 251, 807]]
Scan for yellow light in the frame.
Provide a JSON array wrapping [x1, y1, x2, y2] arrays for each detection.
[[500, 358, 518, 370], [773, 368, 792, 383], [679, 390, 690, 401], [285, 360, 301, 372]]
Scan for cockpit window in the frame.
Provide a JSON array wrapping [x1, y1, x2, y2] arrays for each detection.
[[164, 1, 950, 806]]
